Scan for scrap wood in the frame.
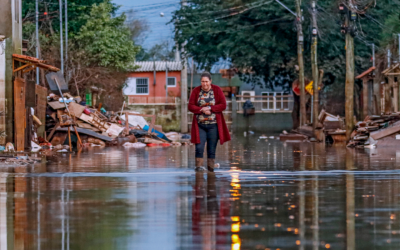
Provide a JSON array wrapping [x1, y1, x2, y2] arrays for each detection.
[[47, 122, 60, 141], [32, 115, 42, 126], [48, 101, 65, 110], [79, 113, 93, 124], [56, 127, 113, 142], [90, 112, 109, 131], [370, 121, 400, 140], [68, 102, 86, 117], [76, 121, 101, 132]]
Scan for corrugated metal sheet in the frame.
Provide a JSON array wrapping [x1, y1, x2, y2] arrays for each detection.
[[132, 61, 183, 72]]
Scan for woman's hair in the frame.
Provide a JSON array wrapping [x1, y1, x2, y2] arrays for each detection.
[[200, 72, 212, 81]]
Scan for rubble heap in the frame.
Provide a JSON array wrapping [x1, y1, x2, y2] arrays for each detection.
[[347, 113, 400, 148], [40, 93, 190, 152]]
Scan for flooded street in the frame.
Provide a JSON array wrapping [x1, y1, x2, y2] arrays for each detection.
[[2, 134, 400, 250]]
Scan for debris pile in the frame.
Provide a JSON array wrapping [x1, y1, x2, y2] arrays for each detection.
[[43, 93, 190, 150], [347, 113, 400, 148], [280, 109, 344, 142]]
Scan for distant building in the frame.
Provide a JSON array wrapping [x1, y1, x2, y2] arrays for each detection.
[[124, 61, 183, 104]]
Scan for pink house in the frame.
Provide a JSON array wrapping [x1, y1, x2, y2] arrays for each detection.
[[123, 61, 183, 104]]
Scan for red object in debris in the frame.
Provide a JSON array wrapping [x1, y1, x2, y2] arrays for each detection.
[[147, 143, 159, 147], [292, 80, 300, 96], [84, 109, 91, 115], [161, 143, 171, 147], [118, 120, 122, 124]]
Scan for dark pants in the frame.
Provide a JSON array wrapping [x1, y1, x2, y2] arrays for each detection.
[[195, 123, 219, 159]]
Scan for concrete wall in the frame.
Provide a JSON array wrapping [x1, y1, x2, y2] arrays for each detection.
[[0, 0, 22, 145], [0, 0, 12, 38], [233, 113, 293, 133], [126, 103, 181, 132], [126, 71, 181, 100]]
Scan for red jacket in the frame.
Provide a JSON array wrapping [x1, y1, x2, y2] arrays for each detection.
[[188, 84, 231, 145]]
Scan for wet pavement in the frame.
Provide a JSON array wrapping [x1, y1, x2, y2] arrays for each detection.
[[1, 134, 400, 249]]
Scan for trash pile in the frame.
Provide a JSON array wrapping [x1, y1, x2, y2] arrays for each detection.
[[280, 109, 344, 142], [42, 93, 191, 151], [347, 113, 400, 148]]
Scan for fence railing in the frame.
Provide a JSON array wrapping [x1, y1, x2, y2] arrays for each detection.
[[235, 95, 293, 113], [128, 96, 179, 104]]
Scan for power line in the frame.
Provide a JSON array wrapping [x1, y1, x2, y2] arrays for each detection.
[[175, 0, 274, 27]]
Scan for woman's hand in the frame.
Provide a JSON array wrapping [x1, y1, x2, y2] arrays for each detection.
[[203, 110, 211, 116], [200, 106, 211, 113]]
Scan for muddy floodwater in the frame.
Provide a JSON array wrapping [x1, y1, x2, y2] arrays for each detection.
[[2, 134, 400, 249]]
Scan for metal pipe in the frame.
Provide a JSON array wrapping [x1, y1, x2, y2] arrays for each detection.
[[59, 0, 64, 75], [372, 43, 375, 67], [398, 34, 400, 63], [275, 0, 297, 16], [65, 0, 68, 74], [36, 0, 39, 84], [165, 62, 168, 103]]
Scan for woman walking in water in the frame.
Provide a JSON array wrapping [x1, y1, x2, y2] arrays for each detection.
[[188, 72, 231, 172]]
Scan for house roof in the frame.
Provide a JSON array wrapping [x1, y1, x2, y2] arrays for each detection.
[[356, 66, 376, 79], [132, 61, 183, 72], [382, 64, 400, 76], [12, 54, 60, 72]]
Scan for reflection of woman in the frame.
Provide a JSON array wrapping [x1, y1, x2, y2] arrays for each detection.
[[192, 172, 228, 248], [189, 72, 231, 172]]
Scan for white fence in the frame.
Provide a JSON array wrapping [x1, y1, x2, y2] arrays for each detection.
[[236, 95, 294, 113]]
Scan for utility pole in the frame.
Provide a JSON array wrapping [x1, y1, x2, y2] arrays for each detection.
[[165, 61, 169, 103], [65, 0, 68, 75], [180, 0, 188, 133], [345, 2, 355, 141], [398, 34, 400, 62], [372, 43, 375, 67], [35, 0, 39, 84], [311, 0, 319, 135], [59, 0, 64, 75], [295, 0, 306, 126], [388, 49, 391, 68]]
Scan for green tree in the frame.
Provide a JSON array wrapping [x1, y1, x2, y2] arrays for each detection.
[[75, 1, 140, 70], [22, 0, 144, 110], [172, 0, 400, 114], [136, 40, 176, 61]]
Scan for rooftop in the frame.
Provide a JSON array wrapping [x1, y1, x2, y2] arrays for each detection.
[[132, 61, 183, 72]]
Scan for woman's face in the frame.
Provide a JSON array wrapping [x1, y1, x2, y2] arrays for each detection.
[[201, 77, 212, 91]]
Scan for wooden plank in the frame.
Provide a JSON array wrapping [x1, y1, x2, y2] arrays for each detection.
[[370, 122, 400, 140], [14, 77, 25, 151], [48, 101, 66, 110], [56, 127, 113, 142], [68, 102, 85, 117], [76, 121, 101, 132], [363, 79, 369, 119], [47, 122, 60, 141], [35, 85, 47, 137]]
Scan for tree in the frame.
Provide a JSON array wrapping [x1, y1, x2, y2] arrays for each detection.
[[75, 1, 140, 70], [172, 0, 399, 115], [136, 40, 176, 61], [22, 0, 144, 110]]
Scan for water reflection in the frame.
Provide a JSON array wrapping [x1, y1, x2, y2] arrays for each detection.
[[2, 136, 400, 249], [192, 172, 229, 250]]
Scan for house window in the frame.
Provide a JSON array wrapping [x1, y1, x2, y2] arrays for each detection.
[[167, 77, 176, 87], [262, 92, 274, 110], [136, 78, 149, 94]]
